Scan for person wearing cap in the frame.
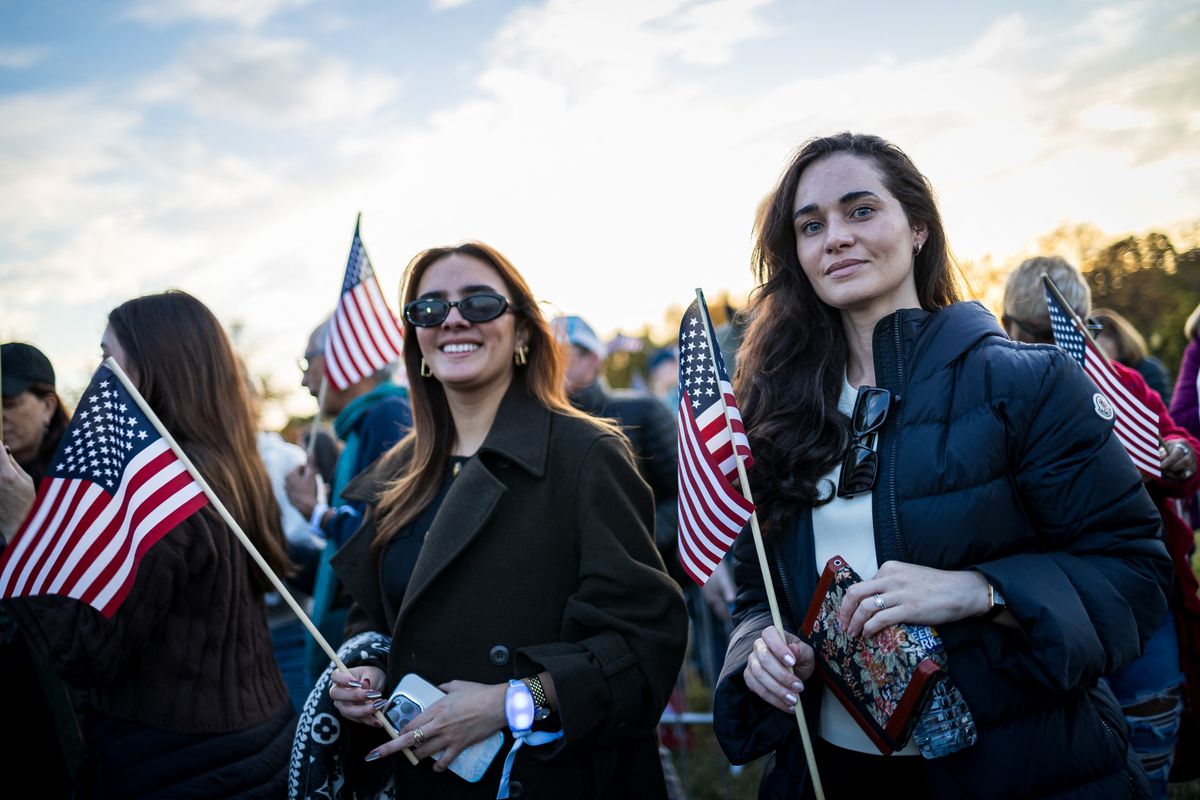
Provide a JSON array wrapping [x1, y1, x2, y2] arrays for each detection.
[[1, 342, 70, 541], [2, 342, 70, 484], [1, 345, 81, 794], [551, 316, 684, 583]]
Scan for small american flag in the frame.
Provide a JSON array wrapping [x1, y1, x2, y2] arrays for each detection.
[[325, 216, 404, 391], [0, 365, 208, 617], [1044, 283, 1161, 476], [676, 293, 755, 585]]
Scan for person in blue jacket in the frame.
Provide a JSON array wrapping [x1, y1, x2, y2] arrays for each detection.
[[712, 132, 1171, 799], [286, 316, 412, 681]]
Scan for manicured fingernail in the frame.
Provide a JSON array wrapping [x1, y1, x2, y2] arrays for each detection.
[[347, 680, 363, 688], [364, 750, 381, 762], [372, 699, 388, 709], [785, 693, 797, 705], [365, 691, 383, 700], [792, 681, 804, 692], [783, 654, 796, 667], [787, 705, 797, 713]]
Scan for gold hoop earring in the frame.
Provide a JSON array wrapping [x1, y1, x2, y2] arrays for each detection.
[[514, 345, 528, 366], [420, 358, 432, 378]]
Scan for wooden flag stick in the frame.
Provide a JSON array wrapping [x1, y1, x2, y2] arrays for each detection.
[[693, 291, 825, 800], [103, 357, 418, 766]]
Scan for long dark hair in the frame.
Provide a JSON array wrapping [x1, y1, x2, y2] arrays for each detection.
[[373, 241, 618, 547], [737, 133, 960, 533], [107, 291, 292, 592], [22, 382, 70, 482]]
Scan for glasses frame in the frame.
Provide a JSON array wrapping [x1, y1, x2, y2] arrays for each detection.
[[403, 292, 510, 328], [836, 386, 892, 499]]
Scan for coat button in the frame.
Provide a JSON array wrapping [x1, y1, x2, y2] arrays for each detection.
[[508, 780, 524, 798], [489, 645, 510, 665]]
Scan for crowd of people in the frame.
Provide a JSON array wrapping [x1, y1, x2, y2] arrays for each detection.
[[0, 131, 1197, 799]]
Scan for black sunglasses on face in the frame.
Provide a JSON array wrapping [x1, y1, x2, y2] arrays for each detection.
[[837, 386, 892, 499], [404, 293, 510, 327]]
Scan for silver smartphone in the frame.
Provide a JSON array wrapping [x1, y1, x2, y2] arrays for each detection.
[[384, 673, 505, 783]]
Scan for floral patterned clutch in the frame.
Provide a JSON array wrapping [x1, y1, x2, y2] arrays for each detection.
[[801, 555, 944, 755]]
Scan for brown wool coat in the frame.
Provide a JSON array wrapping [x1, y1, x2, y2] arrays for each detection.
[[331, 383, 689, 799]]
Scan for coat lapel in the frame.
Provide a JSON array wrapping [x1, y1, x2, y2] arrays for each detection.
[[395, 457, 506, 627]]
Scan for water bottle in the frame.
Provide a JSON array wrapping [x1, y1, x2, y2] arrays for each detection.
[[913, 676, 977, 759]]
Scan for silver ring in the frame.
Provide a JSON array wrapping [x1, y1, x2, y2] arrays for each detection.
[[873, 593, 886, 610], [1175, 442, 1189, 455], [411, 727, 426, 747]]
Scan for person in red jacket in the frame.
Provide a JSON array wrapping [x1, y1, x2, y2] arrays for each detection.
[[1003, 255, 1200, 795]]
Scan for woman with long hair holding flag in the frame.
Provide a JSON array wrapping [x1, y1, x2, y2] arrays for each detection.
[[3, 291, 297, 798], [321, 241, 687, 799], [712, 133, 1171, 798]]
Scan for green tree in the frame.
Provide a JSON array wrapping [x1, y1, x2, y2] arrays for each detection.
[[1083, 232, 1200, 385]]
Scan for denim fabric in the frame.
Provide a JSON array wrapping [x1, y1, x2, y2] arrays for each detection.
[[1105, 611, 1185, 800]]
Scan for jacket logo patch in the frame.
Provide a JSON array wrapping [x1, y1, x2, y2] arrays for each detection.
[[1093, 393, 1114, 420]]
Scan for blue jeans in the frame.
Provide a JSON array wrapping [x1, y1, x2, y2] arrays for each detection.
[[1104, 611, 1185, 800]]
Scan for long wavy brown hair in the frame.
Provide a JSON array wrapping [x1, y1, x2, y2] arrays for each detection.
[[107, 291, 292, 591], [737, 133, 961, 534], [372, 241, 618, 547]]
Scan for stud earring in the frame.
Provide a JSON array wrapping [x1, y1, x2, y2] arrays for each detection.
[[914, 241, 923, 255], [514, 345, 528, 366], [420, 359, 432, 378]]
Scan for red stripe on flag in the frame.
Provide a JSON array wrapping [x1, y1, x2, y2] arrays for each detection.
[[51, 448, 181, 597], [363, 278, 405, 355], [676, 394, 754, 584], [77, 464, 200, 607]]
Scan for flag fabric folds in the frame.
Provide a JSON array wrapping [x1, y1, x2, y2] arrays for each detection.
[[324, 217, 405, 391], [676, 294, 755, 585], [1044, 285, 1162, 477], [0, 365, 208, 617]]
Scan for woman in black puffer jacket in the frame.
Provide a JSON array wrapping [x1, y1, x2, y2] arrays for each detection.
[[712, 133, 1171, 799]]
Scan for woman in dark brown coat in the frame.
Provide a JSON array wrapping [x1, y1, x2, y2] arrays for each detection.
[[327, 242, 688, 799]]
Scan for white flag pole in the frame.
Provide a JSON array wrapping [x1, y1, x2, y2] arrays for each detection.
[[693, 291, 825, 799], [104, 356, 418, 765]]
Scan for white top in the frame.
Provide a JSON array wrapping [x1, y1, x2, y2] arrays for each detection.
[[811, 379, 919, 756]]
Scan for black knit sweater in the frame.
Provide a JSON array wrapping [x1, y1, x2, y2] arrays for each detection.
[[6, 509, 288, 734]]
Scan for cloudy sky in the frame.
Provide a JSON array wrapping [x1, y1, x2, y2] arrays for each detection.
[[2, 0, 1197, 421]]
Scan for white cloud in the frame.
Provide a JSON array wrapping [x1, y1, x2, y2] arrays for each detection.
[[125, 0, 313, 28], [431, 0, 476, 10], [134, 34, 402, 128], [0, 46, 49, 69], [4, 0, 1199, 413]]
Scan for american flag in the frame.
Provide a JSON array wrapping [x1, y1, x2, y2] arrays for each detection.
[[1044, 284, 1162, 476], [324, 217, 404, 391], [0, 365, 208, 617], [676, 293, 755, 585]]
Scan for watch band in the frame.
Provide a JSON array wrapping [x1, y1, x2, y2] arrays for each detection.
[[983, 583, 1006, 620], [525, 675, 551, 720]]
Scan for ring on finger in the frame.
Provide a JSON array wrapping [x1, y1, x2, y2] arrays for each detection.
[[873, 593, 886, 610], [411, 727, 426, 747]]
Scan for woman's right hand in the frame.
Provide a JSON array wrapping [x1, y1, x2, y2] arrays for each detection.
[[743, 625, 815, 713], [330, 666, 387, 727]]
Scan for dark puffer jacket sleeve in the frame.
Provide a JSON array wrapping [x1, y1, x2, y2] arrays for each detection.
[[515, 434, 688, 749], [975, 349, 1171, 690]]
